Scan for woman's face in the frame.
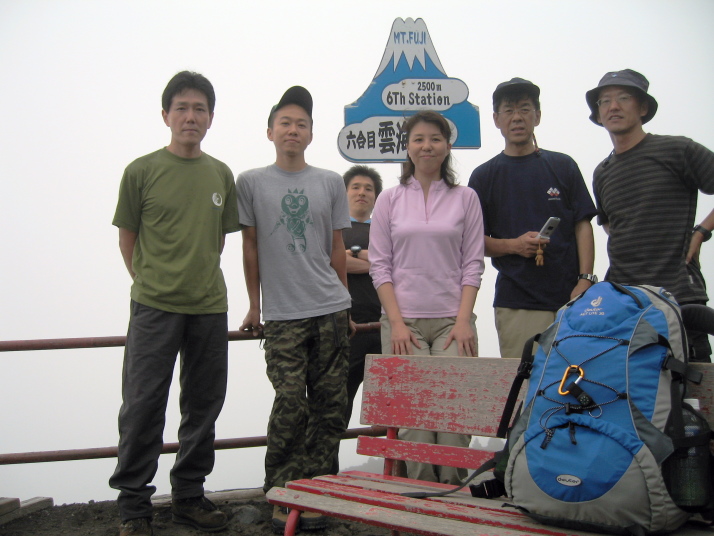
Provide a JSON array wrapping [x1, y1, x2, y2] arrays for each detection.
[[406, 120, 451, 176]]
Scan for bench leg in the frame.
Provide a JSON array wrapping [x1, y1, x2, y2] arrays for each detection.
[[284, 509, 300, 536]]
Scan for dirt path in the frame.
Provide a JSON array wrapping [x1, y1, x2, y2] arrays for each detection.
[[0, 488, 393, 536]]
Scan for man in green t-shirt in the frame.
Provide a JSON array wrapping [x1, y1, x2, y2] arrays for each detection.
[[109, 71, 240, 536]]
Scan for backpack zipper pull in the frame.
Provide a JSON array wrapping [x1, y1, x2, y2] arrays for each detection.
[[541, 429, 554, 449], [569, 422, 578, 445]]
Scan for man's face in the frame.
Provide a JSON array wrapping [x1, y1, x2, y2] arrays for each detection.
[[596, 86, 648, 134], [162, 89, 213, 147], [346, 175, 376, 221], [493, 97, 541, 147], [267, 104, 313, 157]]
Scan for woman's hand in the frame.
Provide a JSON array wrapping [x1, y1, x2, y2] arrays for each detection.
[[390, 320, 421, 355], [444, 320, 477, 357]]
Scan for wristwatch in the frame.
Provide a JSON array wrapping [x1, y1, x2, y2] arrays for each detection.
[[350, 245, 362, 258], [693, 225, 712, 242], [578, 274, 598, 284]]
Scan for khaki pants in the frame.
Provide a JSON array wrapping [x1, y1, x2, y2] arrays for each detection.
[[495, 308, 556, 359], [380, 315, 476, 485]]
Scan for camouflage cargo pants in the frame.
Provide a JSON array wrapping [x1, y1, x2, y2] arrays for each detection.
[[263, 310, 350, 492]]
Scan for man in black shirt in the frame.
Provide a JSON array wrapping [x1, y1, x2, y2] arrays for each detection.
[[332, 165, 383, 472]]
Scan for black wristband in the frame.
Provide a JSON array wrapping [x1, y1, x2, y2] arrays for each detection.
[[693, 225, 712, 242]]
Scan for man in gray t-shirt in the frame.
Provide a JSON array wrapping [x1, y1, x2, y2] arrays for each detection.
[[236, 86, 352, 533]]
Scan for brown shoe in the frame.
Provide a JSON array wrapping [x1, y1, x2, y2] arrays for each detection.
[[299, 510, 327, 531], [172, 495, 228, 532], [119, 517, 153, 536], [272, 505, 290, 534]]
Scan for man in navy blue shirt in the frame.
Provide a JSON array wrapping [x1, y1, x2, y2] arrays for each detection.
[[469, 78, 597, 358]]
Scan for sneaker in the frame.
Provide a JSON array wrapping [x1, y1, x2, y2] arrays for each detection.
[[119, 517, 153, 536], [172, 495, 229, 532], [299, 510, 327, 531], [272, 505, 290, 534]]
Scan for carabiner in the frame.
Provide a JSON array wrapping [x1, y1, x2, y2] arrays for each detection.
[[558, 365, 585, 396]]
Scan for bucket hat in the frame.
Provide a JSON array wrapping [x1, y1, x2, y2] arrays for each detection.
[[586, 69, 657, 125]]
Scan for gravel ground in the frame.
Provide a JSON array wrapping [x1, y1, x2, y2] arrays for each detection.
[[0, 488, 394, 536]]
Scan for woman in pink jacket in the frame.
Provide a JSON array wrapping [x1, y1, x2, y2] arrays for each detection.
[[369, 110, 485, 485]]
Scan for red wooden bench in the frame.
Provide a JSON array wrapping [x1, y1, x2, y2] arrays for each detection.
[[267, 354, 714, 536]]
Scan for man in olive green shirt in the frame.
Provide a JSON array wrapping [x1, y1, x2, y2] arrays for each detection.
[[109, 71, 239, 536]]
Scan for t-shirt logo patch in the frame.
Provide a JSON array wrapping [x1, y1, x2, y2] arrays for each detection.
[[547, 187, 561, 200], [212, 193, 223, 207], [271, 189, 313, 253]]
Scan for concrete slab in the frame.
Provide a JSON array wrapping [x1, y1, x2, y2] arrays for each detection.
[[0, 497, 54, 526], [0, 497, 20, 516]]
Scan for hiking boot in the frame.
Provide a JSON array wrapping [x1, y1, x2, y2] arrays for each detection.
[[272, 505, 290, 534], [172, 495, 228, 532], [119, 517, 153, 536], [299, 510, 327, 531]]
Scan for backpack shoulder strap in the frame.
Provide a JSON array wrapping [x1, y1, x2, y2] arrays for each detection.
[[496, 334, 538, 438]]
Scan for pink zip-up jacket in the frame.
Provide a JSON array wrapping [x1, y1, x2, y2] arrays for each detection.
[[369, 178, 485, 318]]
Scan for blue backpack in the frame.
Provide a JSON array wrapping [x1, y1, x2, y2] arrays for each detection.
[[502, 282, 709, 535]]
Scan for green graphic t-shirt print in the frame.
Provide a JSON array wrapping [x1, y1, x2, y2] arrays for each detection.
[[270, 189, 313, 252]]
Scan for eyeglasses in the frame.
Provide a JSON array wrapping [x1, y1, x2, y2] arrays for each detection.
[[497, 107, 534, 118], [596, 94, 634, 109]]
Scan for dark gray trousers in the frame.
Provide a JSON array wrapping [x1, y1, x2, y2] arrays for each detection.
[[109, 301, 228, 522]]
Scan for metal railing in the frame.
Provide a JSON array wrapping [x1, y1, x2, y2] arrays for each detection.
[[0, 323, 385, 466], [0, 322, 382, 352]]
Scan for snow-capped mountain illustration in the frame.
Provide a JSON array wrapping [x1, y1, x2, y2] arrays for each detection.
[[338, 17, 480, 162]]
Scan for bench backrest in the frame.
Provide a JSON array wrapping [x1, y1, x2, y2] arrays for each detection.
[[360, 354, 714, 435], [360, 355, 522, 438]]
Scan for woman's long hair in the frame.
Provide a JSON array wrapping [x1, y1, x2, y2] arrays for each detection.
[[399, 110, 457, 188]]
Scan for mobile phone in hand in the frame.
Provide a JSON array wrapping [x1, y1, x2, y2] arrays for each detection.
[[537, 217, 560, 239]]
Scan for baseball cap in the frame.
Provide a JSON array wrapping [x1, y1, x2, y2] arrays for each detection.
[[493, 77, 540, 109], [268, 86, 313, 126]]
